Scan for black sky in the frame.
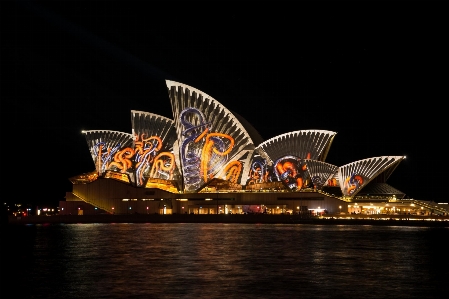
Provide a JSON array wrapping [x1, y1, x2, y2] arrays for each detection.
[[1, 1, 447, 205]]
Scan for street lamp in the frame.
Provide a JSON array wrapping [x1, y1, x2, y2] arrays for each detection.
[[339, 206, 342, 213]]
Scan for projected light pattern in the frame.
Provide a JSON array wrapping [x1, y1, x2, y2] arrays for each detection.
[[83, 130, 134, 176], [248, 159, 268, 185], [343, 173, 364, 195], [223, 160, 242, 183], [338, 156, 405, 197], [304, 159, 338, 190], [167, 80, 255, 192], [108, 146, 135, 173], [134, 134, 164, 186], [77, 80, 406, 198], [256, 130, 336, 164], [273, 155, 308, 191], [94, 142, 121, 174], [179, 107, 235, 191], [131, 111, 179, 186]]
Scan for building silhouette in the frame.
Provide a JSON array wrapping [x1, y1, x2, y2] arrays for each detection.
[[60, 80, 446, 216]]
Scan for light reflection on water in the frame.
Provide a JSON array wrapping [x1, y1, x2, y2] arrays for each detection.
[[3, 224, 449, 299]]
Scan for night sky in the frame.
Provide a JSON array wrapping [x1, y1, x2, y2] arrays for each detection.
[[2, 2, 446, 206]]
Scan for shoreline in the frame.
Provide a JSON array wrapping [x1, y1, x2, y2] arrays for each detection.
[[5, 214, 449, 227]]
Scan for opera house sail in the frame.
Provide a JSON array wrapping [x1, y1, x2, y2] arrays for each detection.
[[83, 130, 134, 179], [253, 130, 337, 191], [337, 156, 405, 197], [166, 80, 256, 192], [130, 110, 180, 188]]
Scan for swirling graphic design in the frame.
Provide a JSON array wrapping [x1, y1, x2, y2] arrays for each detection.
[[344, 173, 363, 195], [273, 155, 307, 191], [247, 160, 268, 185], [149, 152, 176, 181], [223, 161, 242, 183], [92, 135, 176, 187], [108, 147, 135, 173], [94, 142, 121, 175], [311, 176, 323, 187], [327, 178, 338, 187], [180, 107, 234, 191], [134, 134, 163, 186], [200, 133, 234, 182]]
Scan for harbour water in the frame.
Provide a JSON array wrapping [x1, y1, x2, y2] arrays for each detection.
[[2, 223, 448, 298]]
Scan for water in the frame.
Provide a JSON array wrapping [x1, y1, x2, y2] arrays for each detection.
[[2, 223, 448, 299]]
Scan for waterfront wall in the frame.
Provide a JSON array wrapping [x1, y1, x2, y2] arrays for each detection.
[[7, 214, 449, 226]]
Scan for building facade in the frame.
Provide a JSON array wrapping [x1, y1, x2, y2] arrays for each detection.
[[61, 80, 446, 216]]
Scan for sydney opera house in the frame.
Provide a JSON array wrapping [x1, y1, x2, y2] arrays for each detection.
[[60, 80, 446, 216]]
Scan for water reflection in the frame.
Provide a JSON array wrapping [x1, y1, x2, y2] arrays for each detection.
[[3, 224, 448, 298]]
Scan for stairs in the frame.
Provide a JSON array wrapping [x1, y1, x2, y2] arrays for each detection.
[[390, 199, 448, 215], [72, 192, 113, 214]]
